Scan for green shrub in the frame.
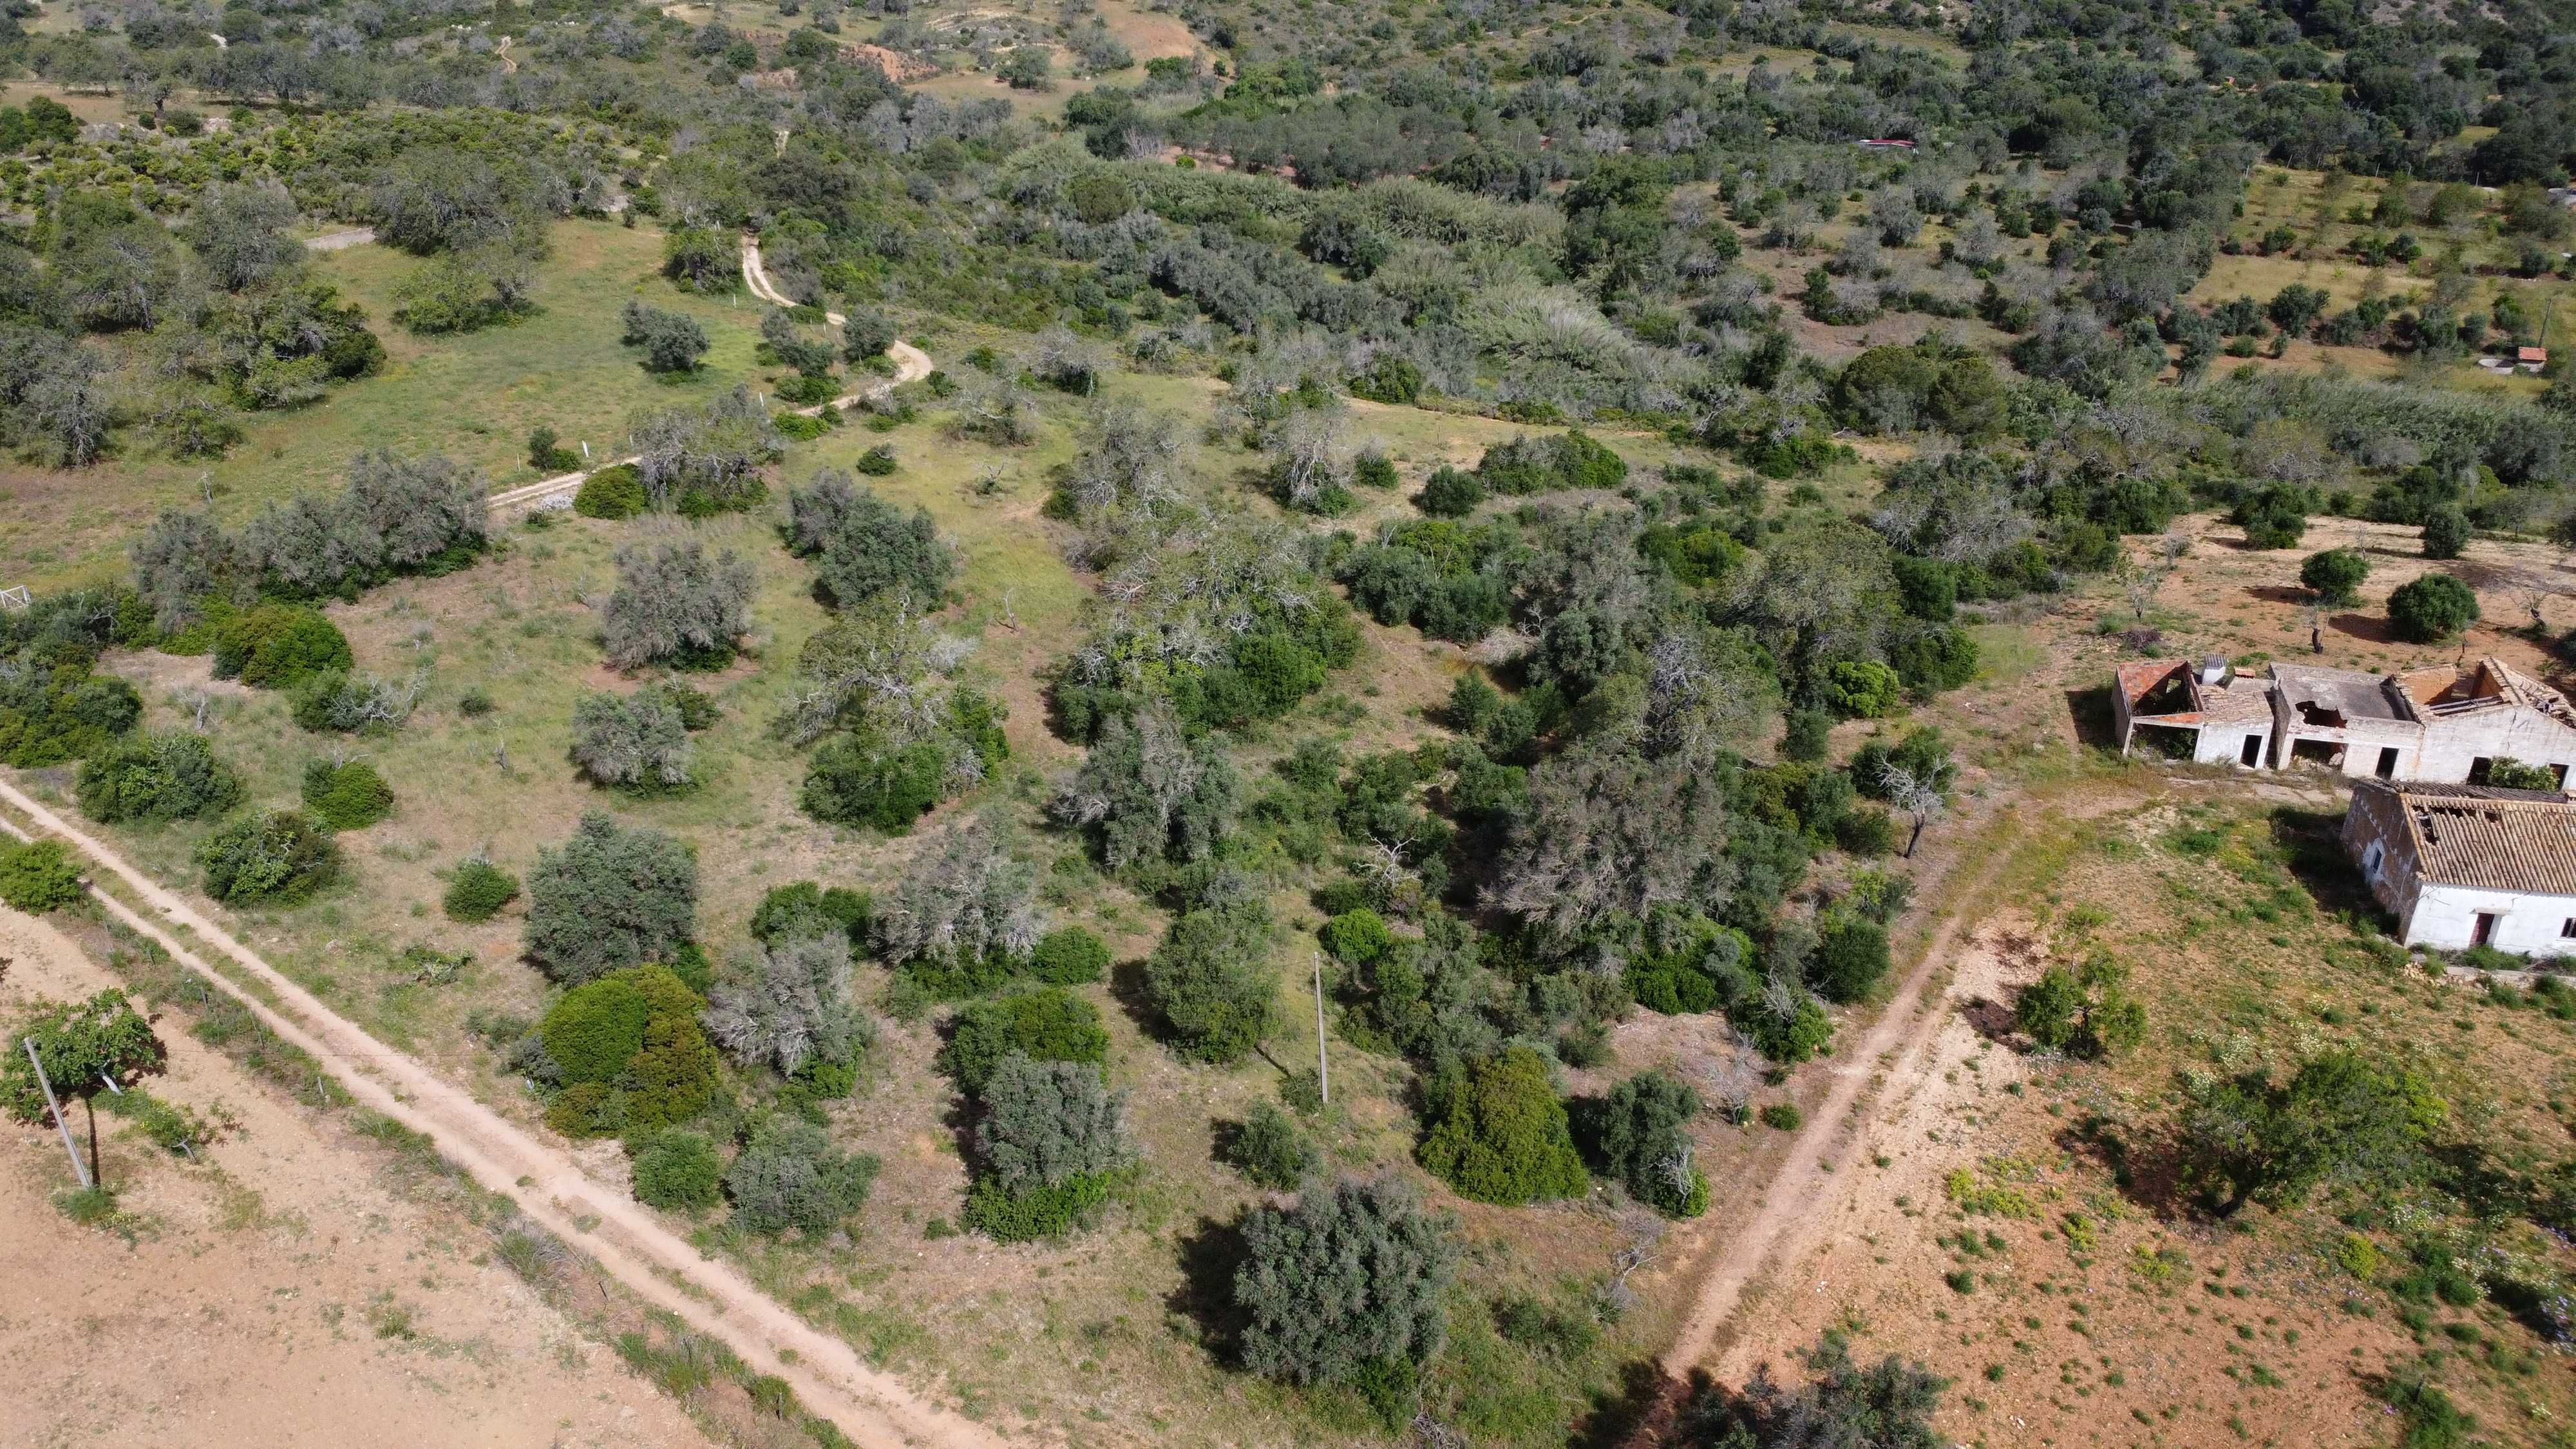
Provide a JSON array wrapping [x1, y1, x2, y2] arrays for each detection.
[[0, 839, 84, 913], [75, 732, 241, 823], [941, 989, 1110, 1094], [1836, 807, 1897, 857], [726, 1117, 880, 1236], [2482, 757, 2562, 791], [1587, 1069, 1708, 1217], [194, 810, 340, 904], [540, 965, 712, 1135], [542, 976, 656, 1085], [213, 605, 352, 690], [1416, 467, 1483, 517], [301, 759, 395, 830], [1741, 994, 1832, 1063], [2231, 485, 2311, 550], [2387, 573, 2480, 643], [1417, 1046, 1589, 1205], [1028, 926, 1109, 984], [1812, 918, 1892, 1002], [1760, 1102, 1803, 1130], [442, 858, 520, 922], [1224, 1099, 1320, 1189], [962, 1170, 1114, 1242], [2420, 507, 2472, 560], [2299, 548, 2371, 605], [1822, 660, 1903, 719], [749, 880, 871, 945], [1143, 905, 1278, 1064], [1318, 907, 1394, 967], [629, 1130, 723, 1212], [573, 464, 648, 519], [1782, 707, 1833, 762], [800, 735, 946, 832]]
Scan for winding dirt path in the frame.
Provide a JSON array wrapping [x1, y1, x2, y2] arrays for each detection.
[[0, 778, 1005, 1449], [483, 237, 934, 519]]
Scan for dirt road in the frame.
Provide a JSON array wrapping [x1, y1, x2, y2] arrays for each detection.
[[0, 904, 711, 1448], [482, 238, 934, 519], [1655, 814, 2013, 1377], [0, 777, 1005, 1449]]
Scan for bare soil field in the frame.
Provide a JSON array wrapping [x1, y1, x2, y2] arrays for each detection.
[[0, 904, 711, 1449]]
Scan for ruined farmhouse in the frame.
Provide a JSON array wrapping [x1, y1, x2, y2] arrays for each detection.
[[2116, 656, 2576, 787], [2345, 781, 2576, 956]]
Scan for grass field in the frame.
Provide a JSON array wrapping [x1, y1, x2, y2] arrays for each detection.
[[0, 220, 768, 595]]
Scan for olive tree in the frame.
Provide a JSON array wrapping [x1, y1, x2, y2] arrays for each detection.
[[570, 689, 696, 789], [1049, 701, 1239, 870], [704, 930, 871, 1079], [1234, 1176, 1459, 1387], [783, 470, 952, 609], [524, 813, 697, 984], [974, 1052, 1132, 1196], [600, 540, 755, 670]]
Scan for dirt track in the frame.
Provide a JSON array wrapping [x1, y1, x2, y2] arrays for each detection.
[[480, 237, 934, 519], [0, 776, 1003, 1449]]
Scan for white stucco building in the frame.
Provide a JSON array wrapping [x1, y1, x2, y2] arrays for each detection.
[[2117, 656, 2576, 787], [2345, 781, 2576, 957]]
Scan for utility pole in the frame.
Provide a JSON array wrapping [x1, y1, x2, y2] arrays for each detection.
[[24, 1038, 90, 1189], [1312, 953, 1329, 1106]]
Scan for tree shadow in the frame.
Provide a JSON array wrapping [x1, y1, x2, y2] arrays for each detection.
[[1106, 956, 1170, 1047], [1566, 1359, 1693, 1449], [2246, 583, 2314, 607], [1163, 1213, 1250, 1368], [2052, 1115, 2195, 1220], [2063, 685, 2119, 750], [2328, 611, 2397, 644], [1956, 993, 2022, 1047]]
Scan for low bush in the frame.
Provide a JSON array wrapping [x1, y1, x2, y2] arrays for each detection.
[[629, 1129, 724, 1212], [1416, 467, 1484, 517], [540, 965, 715, 1135], [1811, 917, 1892, 1002], [0, 839, 84, 913], [213, 605, 352, 690], [941, 988, 1109, 1094], [194, 810, 340, 904], [573, 464, 648, 519], [1143, 904, 1277, 1065], [726, 1117, 880, 1236], [301, 759, 395, 830], [749, 880, 871, 945], [1587, 1069, 1709, 1217], [1417, 1046, 1589, 1205], [75, 732, 242, 823], [800, 734, 945, 832], [1760, 1101, 1803, 1130], [1222, 1099, 1319, 1189], [1028, 926, 1109, 984], [2387, 573, 2480, 643], [442, 858, 521, 922]]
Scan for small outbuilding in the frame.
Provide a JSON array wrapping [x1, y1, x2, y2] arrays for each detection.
[[2345, 781, 2576, 956]]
